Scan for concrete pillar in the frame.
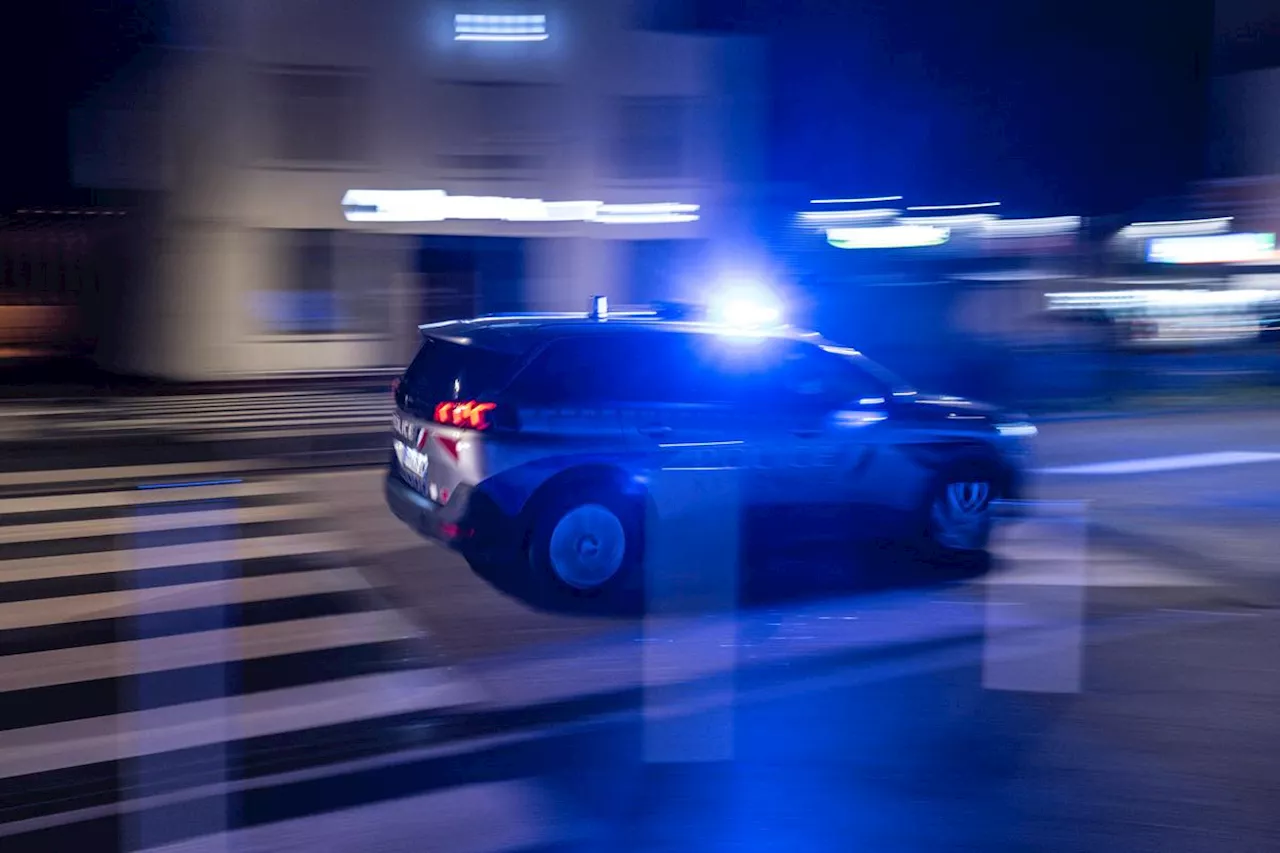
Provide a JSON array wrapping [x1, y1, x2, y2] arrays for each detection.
[[524, 237, 625, 312]]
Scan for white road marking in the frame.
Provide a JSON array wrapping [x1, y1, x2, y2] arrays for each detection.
[[136, 781, 583, 853], [0, 670, 479, 780], [1038, 451, 1280, 476], [0, 567, 369, 631], [0, 501, 327, 544], [0, 531, 350, 584], [0, 610, 419, 692], [0, 459, 275, 488], [0, 478, 303, 516]]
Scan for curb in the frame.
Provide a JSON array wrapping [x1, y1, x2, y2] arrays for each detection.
[[1032, 401, 1280, 424]]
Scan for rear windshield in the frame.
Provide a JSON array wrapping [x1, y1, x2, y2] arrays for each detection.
[[401, 337, 521, 402]]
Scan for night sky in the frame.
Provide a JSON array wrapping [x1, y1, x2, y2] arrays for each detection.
[[0, 0, 1214, 216], [0, 0, 168, 208], [746, 0, 1217, 216]]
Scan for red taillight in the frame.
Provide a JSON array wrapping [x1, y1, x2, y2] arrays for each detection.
[[433, 400, 497, 431]]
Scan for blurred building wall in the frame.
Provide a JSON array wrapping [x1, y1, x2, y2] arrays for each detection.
[[70, 0, 765, 380], [1208, 0, 1280, 182]]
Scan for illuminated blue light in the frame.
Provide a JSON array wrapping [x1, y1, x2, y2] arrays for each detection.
[[712, 299, 781, 328], [454, 14, 548, 42], [827, 225, 950, 249], [707, 284, 784, 329]]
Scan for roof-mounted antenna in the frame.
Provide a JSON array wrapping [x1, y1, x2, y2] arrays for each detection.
[[589, 294, 608, 319]]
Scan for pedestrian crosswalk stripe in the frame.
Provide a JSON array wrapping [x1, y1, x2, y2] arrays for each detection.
[[0, 479, 301, 518], [0, 388, 393, 443], [0, 670, 478, 781], [0, 568, 372, 631], [181, 423, 391, 442], [58, 409, 390, 429], [0, 531, 350, 584], [0, 457, 482, 837], [0, 500, 329, 544], [0, 459, 276, 488], [0, 611, 420, 693]]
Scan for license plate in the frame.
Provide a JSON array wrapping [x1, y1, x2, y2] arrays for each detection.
[[394, 440, 429, 488], [391, 413, 420, 445]]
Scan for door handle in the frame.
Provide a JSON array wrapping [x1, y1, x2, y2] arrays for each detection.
[[791, 428, 821, 438], [638, 425, 673, 438]]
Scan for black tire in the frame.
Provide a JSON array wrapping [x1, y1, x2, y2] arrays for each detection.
[[921, 460, 1002, 557], [525, 484, 644, 603]]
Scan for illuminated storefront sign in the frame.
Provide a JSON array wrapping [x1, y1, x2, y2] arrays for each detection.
[[1147, 232, 1277, 264], [826, 224, 950, 249]]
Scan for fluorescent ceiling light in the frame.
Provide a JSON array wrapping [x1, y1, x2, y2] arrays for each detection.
[[455, 13, 548, 41], [341, 190, 698, 224]]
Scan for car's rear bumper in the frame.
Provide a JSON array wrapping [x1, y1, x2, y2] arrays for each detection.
[[384, 472, 516, 555]]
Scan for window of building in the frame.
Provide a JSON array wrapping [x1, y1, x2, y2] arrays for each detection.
[[610, 96, 691, 180], [257, 66, 372, 166], [435, 81, 563, 174], [254, 230, 388, 335]]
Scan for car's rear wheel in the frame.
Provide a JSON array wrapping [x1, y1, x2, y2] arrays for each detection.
[[527, 487, 642, 599]]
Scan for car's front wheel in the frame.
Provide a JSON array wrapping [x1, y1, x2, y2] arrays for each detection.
[[527, 488, 642, 599], [925, 470, 998, 554]]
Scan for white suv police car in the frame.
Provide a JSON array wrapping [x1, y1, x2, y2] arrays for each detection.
[[385, 300, 1034, 598]]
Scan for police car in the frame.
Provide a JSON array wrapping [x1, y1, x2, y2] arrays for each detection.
[[385, 297, 1034, 598]]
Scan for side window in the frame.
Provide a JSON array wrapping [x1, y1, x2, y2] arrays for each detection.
[[691, 337, 794, 405], [781, 344, 888, 405], [508, 338, 604, 404], [509, 333, 715, 405]]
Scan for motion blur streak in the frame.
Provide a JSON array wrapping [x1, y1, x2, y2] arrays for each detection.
[[906, 201, 1002, 211]]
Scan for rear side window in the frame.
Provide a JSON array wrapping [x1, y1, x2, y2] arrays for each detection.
[[507, 332, 894, 408], [507, 332, 717, 405], [401, 337, 521, 403]]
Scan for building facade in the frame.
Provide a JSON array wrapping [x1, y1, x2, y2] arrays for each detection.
[[71, 0, 764, 380]]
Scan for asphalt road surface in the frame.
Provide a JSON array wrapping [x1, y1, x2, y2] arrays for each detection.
[[3, 407, 1280, 851]]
